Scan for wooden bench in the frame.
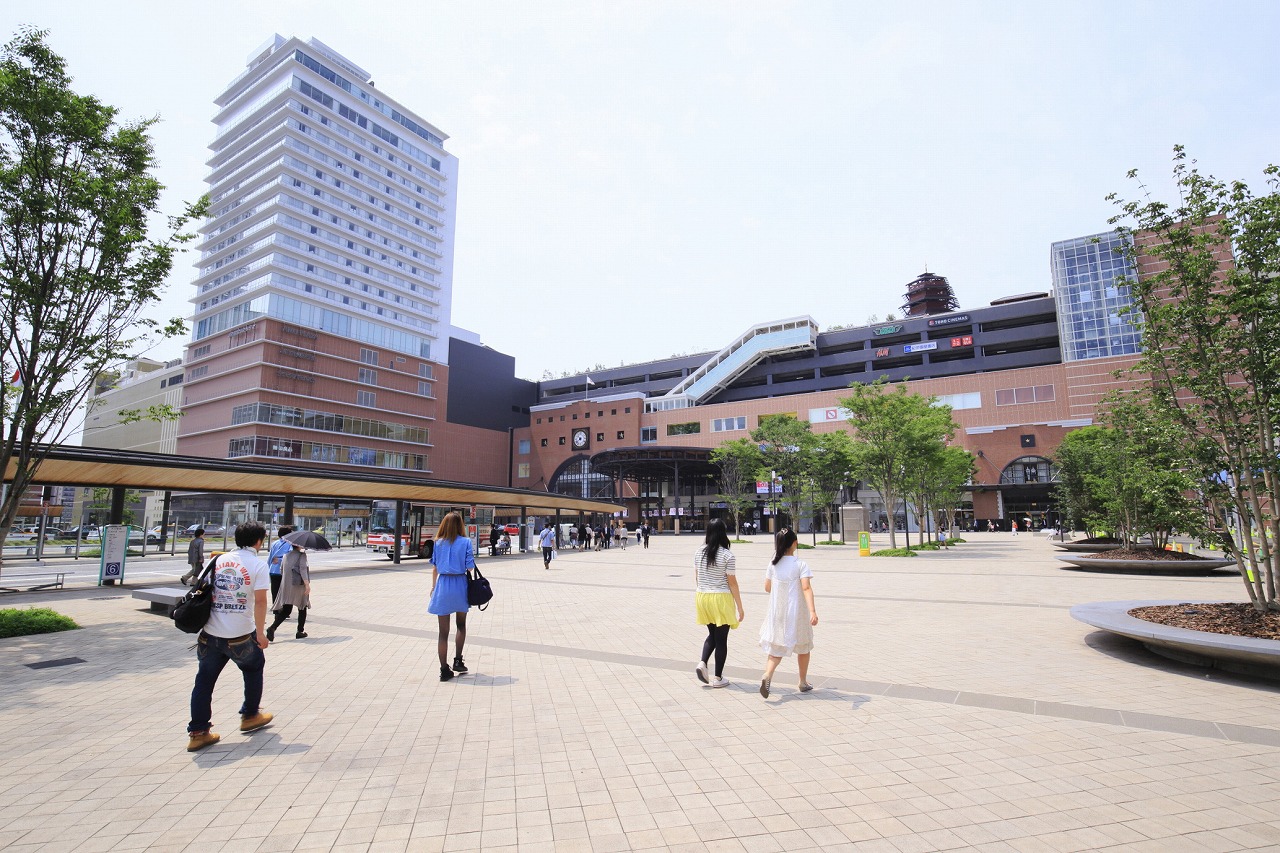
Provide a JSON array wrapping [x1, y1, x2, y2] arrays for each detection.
[[132, 587, 189, 615]]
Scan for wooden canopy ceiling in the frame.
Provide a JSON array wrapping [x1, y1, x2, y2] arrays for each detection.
[[6, 445, 625, 516]]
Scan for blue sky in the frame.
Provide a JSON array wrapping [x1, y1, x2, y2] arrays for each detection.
[[5, 1, 1278, 380]]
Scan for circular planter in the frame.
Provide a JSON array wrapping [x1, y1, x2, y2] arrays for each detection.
[[1071, 599, 1280, 680], [1053, 541, 1124, 553], [1055, 555, 1237, 575]]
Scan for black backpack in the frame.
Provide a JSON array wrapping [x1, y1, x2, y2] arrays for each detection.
[[171, 556, 218, 634]]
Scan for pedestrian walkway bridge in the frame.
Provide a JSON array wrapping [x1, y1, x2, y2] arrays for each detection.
[[646, 316, 819, 411]]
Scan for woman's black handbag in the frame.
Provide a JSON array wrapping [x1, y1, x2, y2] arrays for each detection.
[[171, 557, 217, 633], [467, 566, 493, 610]]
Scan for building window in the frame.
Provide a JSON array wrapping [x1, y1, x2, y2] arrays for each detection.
[[191, 344, 211, 359], [1000, 456, 1058, 485], [558, 436, 566, 445], [417, 381, 431, 396], [625, 407, 631, 413], [517, 463, 530, 478], [188, 365, 208, 380], [418, 363, 433, 379], [616, 431, 625, 440], [537, 418, 542, 424], [596, 433, 604, 442], [995, 385, 1055, 406], [357, 390, 376, 407], [358, 367, 378, 385], [641, 426, 657, 443], [712, 416, 747, 432], [360, 348, 378, 365], [540, 438, 548, 447], [518, 439, 531, 454], [667, 422, 700, 436], [611, 409, 617, 415]]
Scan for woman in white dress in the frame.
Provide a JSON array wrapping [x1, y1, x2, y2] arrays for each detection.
[[758, 527, 819, 698]]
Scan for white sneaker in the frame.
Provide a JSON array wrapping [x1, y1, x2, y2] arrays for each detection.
[[695, 661, 709, 684], [711, 677, 730, 688]]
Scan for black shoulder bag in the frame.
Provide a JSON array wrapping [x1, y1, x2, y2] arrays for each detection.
[[171, 556, 218, 634], [466, 566, 493, 610]]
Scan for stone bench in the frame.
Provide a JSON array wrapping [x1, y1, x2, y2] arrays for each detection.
[[132, 587, 189, 615]]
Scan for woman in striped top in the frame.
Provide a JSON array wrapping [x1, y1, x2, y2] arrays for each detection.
[[694, 519, 745, 688]]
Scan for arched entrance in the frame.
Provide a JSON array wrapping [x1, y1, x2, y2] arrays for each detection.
[[999, 455, 1059, 529]]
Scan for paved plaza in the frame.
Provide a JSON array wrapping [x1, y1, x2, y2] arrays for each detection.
[[2, 532, 1280, 851]]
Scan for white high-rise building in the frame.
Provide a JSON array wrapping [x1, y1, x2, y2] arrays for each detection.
[[191, 35, 456, 361], [177, 36, 459, 473]]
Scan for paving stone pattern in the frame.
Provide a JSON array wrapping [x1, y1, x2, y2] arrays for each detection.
[[2, 533, 1279, 851]]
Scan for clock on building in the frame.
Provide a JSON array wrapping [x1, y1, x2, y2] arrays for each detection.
[[572, 428, 590, 450]]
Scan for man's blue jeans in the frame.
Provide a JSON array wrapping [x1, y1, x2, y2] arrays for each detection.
[[188, 631, 265, 733]]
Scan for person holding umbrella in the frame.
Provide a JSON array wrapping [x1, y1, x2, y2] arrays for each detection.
[[266, 529, 329, 641]]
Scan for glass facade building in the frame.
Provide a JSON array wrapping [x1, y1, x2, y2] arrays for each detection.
[[1050, 231, 1142, 361]]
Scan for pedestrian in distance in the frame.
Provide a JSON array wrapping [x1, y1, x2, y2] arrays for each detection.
[[642, 523, 651, 549], [428, 511, 475, 681], [179, 528, 205, 585], [185, 521, 273, 752], [265, 526, 294, 608], [266, 545, 311, 641], [538, 521, 556, 569], [758, 527, 818, 698], [694, 519, 744, 689]]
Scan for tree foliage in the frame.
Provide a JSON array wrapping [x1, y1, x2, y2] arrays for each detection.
[[0, 28, 206, 569], [709, 438, 763, 534], [1109, 147, 1280, 608], [839, 380, 957, 549], [805, 430, 858, 539], [750, 414, 814, 528]]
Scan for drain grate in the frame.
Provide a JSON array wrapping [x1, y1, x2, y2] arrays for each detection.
[[26, 657, 86, 670]]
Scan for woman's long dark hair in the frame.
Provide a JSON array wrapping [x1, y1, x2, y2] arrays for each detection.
[[772, 527, 798, 565], [436, 511, 463, 543], [702, 518, 731, 564]]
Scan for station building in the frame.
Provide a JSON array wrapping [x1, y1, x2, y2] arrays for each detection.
[[513, 230, 1149, 533]]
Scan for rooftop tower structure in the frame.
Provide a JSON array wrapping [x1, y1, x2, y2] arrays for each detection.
[[901, 271, 960, 317]]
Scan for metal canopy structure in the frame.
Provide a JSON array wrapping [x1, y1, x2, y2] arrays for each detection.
[[5, 445, 625, 515], [589, 447, 718, 482]]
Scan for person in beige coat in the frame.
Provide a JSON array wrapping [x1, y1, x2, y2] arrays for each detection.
[[267, 546, 311, 641]]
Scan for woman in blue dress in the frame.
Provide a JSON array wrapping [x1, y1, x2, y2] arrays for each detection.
[[429, 512, 475, 681]]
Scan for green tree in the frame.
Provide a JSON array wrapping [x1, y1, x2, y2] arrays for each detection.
[[750, 414, 814, 530], [840, 380, 957, 549], [1053, 426, 1113, 536], [86, 487, 142, 527], [904, 444, 975, 546], [710, 437, 763, 535], [0, 29, 205, 572], [806, 430, 857, 540], [1110, 148, 1280, 608]]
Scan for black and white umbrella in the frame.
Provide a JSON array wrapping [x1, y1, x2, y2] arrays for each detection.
[[283, 529, 332, 551]]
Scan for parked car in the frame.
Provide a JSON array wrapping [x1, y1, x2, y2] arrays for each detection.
[[184, 524, 226, 537], [145, 526, 170, 544]]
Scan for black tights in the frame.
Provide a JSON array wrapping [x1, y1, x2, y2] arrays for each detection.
[[269, 605, 306, 633], [438, 612, 467, 667], [701, 624, 731, 677]]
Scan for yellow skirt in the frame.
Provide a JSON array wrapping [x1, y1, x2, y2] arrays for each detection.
[[695, 592, 739, 628]]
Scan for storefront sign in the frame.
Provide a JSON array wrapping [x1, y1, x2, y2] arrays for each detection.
[[808, 407, 853, 423], [950, 335, 974, 347], [872, 324, 903, 336], [875, 347, 891, 357], [903, 341, 938, 354], [927, 313, 970, 328]]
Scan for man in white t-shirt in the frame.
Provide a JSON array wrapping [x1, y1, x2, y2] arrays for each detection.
[[186, 521, 274, 751]]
